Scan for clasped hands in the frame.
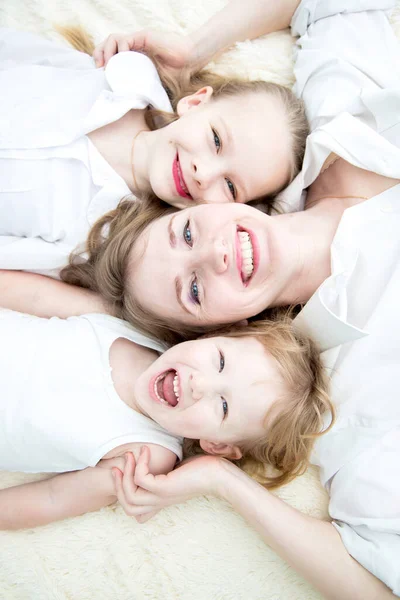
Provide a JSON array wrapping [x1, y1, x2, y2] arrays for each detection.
[[112, 447, 224, 523]]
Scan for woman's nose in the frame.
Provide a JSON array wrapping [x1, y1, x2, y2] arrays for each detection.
[[206, 238, 228, 274]]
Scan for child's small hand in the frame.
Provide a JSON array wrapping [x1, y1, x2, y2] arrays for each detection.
[[93, 30, 194, 72], [113, 446, 225, 520], [112, 451, 160, 522]]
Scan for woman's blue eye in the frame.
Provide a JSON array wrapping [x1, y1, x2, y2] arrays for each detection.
[[219, 351, 225, 373], [183, 220, 192, 246], [226, 179, 236, 200], [213, 129, 221, 152], [222, 398, 228, 419], [190, 278, 200, 305]]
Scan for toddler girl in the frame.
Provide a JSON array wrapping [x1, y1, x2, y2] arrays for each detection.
[[0, 276, 332, 530]]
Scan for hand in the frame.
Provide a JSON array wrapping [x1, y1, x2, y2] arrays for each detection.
[[112, 447, 224, 522], [93, 30, 196, 74]]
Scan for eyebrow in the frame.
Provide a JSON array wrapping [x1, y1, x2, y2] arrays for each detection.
[[168, 214, 177, 247], [175, 276, 192, 315]]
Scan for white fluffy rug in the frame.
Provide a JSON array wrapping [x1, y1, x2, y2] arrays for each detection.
[[0, 1, 399, 599]]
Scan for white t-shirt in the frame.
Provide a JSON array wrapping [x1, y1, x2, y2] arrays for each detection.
[[0, 310, 182, 473], [0, 28, 172, 275], [292, 2, 400, 594]]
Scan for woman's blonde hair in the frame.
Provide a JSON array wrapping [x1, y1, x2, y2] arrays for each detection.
[[184, 311, 334, 489], [58, 25, 309, 211]]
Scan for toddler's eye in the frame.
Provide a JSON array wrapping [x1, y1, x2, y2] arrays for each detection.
[[190, 277, 200, 305], [226, 179, 236, 200], [212, 129, 221, 152], [219, 350, 225, 373], [222, 398, 228, 419], [183, 220, 193, 247]]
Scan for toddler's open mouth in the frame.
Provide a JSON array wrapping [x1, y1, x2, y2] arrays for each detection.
[[153, 369, 180, 407]]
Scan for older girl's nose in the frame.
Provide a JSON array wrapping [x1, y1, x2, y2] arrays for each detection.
[[192, 158, 218, 189]]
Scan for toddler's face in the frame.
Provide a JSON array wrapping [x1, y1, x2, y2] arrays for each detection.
[[134, 335, 285, 457]]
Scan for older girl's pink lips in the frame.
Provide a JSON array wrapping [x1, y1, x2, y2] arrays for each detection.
[[172, 154, 192, 199]]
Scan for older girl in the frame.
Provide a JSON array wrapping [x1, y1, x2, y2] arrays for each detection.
[[0, 26, 306, 276]]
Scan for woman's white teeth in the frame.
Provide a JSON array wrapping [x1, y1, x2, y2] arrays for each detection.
[[238, 231, 254, 280], [173, 373, 180, 401]]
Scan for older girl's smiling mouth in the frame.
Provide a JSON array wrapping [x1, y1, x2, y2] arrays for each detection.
[[173, 153, 192, 200], [235, 226, 259, 285]]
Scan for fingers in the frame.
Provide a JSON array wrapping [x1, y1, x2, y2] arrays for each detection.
[[135, 510, 159, 524], [93, 32, 149, 68], [121, 451, 137, 499]]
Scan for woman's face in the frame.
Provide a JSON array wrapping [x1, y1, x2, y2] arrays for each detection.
[[128, 203, 291, 327], [144, 87, 291, 208], [134, 335, 285, 452]]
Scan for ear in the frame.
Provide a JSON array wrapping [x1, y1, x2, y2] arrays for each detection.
[[199, 440, 243, 460], [177, 86, 214, 117]]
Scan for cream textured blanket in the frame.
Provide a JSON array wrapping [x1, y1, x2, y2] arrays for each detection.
[[0, 1, 399, 599]]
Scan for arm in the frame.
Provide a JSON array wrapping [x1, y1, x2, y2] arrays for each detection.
[[93, 0, 300, 69], [0, 442, 177, 530], [0, 463, 118, 530], [114, 449, 395, 600], [0, 270, 107, 318]]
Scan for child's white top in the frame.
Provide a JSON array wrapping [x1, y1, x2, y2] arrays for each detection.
[[0, 309, 182, 473], [0, 28, 172, 276]]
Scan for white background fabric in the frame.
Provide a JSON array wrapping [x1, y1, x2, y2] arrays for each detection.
[[0, 1, 399, 599]]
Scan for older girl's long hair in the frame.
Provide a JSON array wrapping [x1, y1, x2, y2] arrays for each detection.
[[57, 25, 309, 212]]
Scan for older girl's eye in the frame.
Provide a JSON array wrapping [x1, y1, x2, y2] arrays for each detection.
[[226, 178, 236, 200], [183, 220, 193, 247], [190, 277, 200, 305], [219, 350, 225, 373], [212, 129, 221, 153], [222, 398, 228, 419]]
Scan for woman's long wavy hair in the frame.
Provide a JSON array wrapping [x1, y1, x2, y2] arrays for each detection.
[[60, 197, 218, 346], [184, 310, 335, 489], [57, 25, 309, 212]]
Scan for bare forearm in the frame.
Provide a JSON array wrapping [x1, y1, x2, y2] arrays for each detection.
[[189, 0, 300, 69], [0, 270, 107, 318], [218, 461, 394, 600], [0, 468, 116, 530]]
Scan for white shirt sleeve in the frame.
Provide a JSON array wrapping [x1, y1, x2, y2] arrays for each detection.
[[333, 523, 400, 596], [291, 1, 399, 131], [0, 27, 95, 69]]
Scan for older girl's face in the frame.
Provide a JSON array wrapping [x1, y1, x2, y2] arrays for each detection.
[[145, 88, 291, 209], [127, 204, 290, 327]]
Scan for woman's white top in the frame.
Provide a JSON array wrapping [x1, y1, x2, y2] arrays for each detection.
[[280, 0, 400, 212], [0, 310, 182, 473], [0, 28, 172, 275], [293, 2, 400, 594]]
